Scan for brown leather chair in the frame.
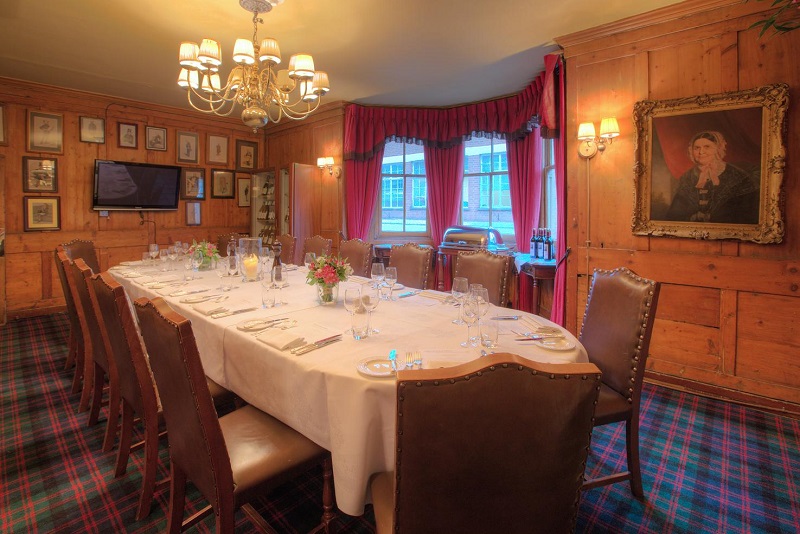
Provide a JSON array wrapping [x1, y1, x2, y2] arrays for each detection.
[[388, 243, 433, 290], [453, 249, 513, 307], [54, 247, 84, 389], [61, 238, 101, 273], [303, 235, 332, 259], [370, 353, 601, 534], [339, 238, 373, 277], [134, 296, 334, 533], [579, 267, 661, 498], [69, 258, 118, 451], [275, 233, 297, 265], [216, 232, 244, 256]]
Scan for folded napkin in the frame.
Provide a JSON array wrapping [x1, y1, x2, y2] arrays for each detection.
[[193, 301, 229, 316], [418, 290, 449, 301], [258, 330, 306, 351]]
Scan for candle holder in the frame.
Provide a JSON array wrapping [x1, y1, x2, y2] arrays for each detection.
[[238, 237, 262, 282]]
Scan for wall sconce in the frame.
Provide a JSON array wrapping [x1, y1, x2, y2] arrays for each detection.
[[317, 156, 341, 177], [577, 117, 620, 158]]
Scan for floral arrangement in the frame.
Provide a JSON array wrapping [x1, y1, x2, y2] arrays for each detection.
[[188, 240, 220, 266], [750, 0, 800, 36], [306, 255, 353, 287]]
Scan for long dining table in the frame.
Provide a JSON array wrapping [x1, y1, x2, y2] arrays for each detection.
[[111, 259, 588, 517]]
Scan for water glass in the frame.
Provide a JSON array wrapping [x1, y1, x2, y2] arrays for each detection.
[[361, 284, 381, 334], [261, 280, 276, 308], [148, 243, 159, 264], [159, 249, 169, 271], [460, 296, 480, 348], [384, 267, 398, 301], [167, 246, 178, 271], [370, 262, 385, 289], [451, 277, 469, 325], [480, 320, 499, 349], [351, 311, 370, 340], [303, 252, 316, 267]]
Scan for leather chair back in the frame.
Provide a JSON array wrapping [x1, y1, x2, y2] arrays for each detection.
[[579, 267, 660, 401], [453, 249, 513, 306], [388, 243, 433, 290], [133, 297, 233, 506], [217, 233, 244, 256], [68, 258, 110, 373], [303, 235, 332, 259], [390, 354, 601, 534], [61, 239, 101, 273], [339, 239, 373, 277], [275, 234, 297, 265], [55, 248, 83, 354]]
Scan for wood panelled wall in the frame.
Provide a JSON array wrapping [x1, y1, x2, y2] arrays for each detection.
[[0, 78, 261, 320], [557, 0, 800, 413], [263, 102, 345, 252]]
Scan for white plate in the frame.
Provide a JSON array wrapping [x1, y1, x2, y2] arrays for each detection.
[[357, 358, 395, 378], [120, 260, 142, 266], [383, 283, 405, 291], [236, 319, 271, 332], [532, 338, 576, 351]]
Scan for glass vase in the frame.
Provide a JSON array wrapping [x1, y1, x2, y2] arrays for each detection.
[[238, 237, 262, 282], [317, 283, 339, 306]]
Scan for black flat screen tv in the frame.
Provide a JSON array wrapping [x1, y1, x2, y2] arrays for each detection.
[[92, 160, 181, 211]]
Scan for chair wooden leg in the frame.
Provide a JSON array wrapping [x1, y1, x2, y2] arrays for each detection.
[[135, 413, 160, 521], [64, 331, 76, 370], [78, 351, 94, 412], [167, 462, 187, 534], [71, 347, 84, 395], [88, 363, 104, 427], [115, 401, 134, 478], [309, 457, 336, 534], [102, 378, 120, 452], [626, 416, 644, 499]]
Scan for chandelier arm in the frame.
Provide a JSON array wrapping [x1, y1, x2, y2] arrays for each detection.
[[186, 88, 238, 117]]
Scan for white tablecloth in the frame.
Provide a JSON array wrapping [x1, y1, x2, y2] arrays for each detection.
[[111, 263, 587, 516]]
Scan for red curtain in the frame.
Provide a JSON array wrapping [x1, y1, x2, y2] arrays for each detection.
[[548, 54, 568, 327], [507, 127, 542, 254], [344, 145, 385, 240], [424, 143, 465, 246]]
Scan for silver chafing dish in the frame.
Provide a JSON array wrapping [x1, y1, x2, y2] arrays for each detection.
[[440, 225, 508, 252]]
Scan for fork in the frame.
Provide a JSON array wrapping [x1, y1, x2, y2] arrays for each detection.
[[413, 351, 422, 369], [405, 352, 414, 370]]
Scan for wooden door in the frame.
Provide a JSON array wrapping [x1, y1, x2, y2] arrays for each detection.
[[291, 163, 316, 265]]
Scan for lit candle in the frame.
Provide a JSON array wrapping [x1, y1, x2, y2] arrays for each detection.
[[243, 253, 259, 280]]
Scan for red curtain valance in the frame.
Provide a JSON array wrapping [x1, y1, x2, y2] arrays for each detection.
[[344, 74, 546, 161]]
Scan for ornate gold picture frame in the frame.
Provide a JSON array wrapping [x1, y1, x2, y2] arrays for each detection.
[[632, 83, 788, 244]]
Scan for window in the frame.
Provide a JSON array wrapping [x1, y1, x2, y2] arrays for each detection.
[[542, 137, 557, 245], [377, 141, 428, 235], [461, 137, 512, 237]]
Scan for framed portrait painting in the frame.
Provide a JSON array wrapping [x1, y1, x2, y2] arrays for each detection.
[[119, 122, 138, 148], [186, 201, 201, 226], [24, 196, 61, 231], [207, 134, 228, 164], [211, 169, 235, 199], [22, 157, 58, 192], [237, 177, 251, 207], [177, 131, 199, 163], [27, 111, 63, 154], [235, 140, 258, 171], [146, 126, 167, 151], [80, 117, 105, 144], [632, 83, 788, 244], [180, 168, 205, 200]]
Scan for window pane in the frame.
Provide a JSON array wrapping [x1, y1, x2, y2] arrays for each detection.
[[462, 137, 513, 238], [378, 140, 428, 234]]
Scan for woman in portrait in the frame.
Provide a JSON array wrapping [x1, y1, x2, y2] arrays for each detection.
[[666, 130, 759, 224]]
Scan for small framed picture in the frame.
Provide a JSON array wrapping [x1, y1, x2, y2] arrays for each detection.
[[186, 201, 201, 226], [177, 131, 200, 163], [79, 117, 105, 144], [27, 111, 63, 154], [24, 196, 61, 231], [180, 168, 205, 200], [22, 157, 58, 192], [235, 139, 258, 171], [211, 169, 235, 198], [118, 122, 138, 148], [146, 126, 167, 151], [1, 103, 9, 146], [237, 177, 251, 207], [207, 134, 228, 164]]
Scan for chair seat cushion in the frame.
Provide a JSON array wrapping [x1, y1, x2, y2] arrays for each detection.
[[220, 405, 327, 501], [206, 377, 236, 405], [369, 471, 394, 534], [593, 382, 633, 426]]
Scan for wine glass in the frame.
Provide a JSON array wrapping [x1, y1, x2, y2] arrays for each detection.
[[182, 253, 194, 281], [259, 248, 274, 281], [148, 244, 159, 265], [215, 260, 228, 291], [181, 242, 190, 255], [159, 249, 169, 271], [460, 296, 480, 348], [384, 267, 398, 301], [272, 265, 289, 305], [361, 284, 381, 334], [167, 246, 178, 271], [226, 239, 237, 260], [451, 277, 469, 325], [370, 262, 385, 289], [472, 287, 490, 346], [191, 249, 203, 273], [343, 287, 362, 335], [303, 252, 316, 268]]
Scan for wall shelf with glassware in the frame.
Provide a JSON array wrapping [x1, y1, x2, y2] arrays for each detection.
[[250, 169, 276, 245]]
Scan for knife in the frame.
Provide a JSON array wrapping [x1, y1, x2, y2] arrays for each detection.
[[491, 315, 520, 320], [291, 334, 342, 355], [210, 307, 258, 319], [170, 288, 210, 297], [514, 334, 566, 341]]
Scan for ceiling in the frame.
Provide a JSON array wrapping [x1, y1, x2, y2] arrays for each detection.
[[0, 0, 682, 111]]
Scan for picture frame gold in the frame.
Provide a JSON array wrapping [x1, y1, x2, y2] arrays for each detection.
[[22, 157, 58, 192], [24, 196, 61, 231], [632, 83, 788, 244], [27, 111, 63, 154]]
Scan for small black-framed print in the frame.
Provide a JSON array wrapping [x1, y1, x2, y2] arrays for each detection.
[[79, 117, 105, 144], [177, 131, 199, 164], [27, 111, 63, 154], [211, 169, 235, 199], [207, 134, 228, 164], [180, 168, 205, 200], [146, 126, 167, 151], [118, 122, 138, 149], [235, 139, 258, 171], [22, 157, 58, 192], [186, 201, 201, 226], [0, 103, 9, 146], [24, 196, 61, 231], [237, 177, 251, 207]]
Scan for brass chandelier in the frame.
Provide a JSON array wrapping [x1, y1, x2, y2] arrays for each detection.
[[177, 0, 330, 131]]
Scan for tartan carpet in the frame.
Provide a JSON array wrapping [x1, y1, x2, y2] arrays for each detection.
[[2, 314, 799, 533]]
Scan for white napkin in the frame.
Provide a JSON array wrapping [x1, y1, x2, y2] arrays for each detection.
[[193, 301, 229, 316], [258, 330, 306, 351]]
